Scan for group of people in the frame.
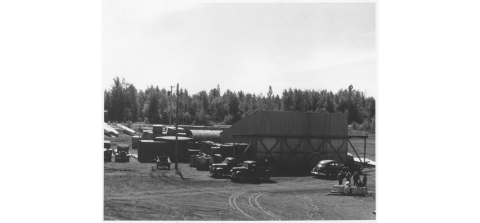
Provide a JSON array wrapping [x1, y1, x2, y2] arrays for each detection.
[[337, 171, 367, 187]]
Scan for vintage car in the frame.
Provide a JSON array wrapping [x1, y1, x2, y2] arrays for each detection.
[[155, 156, 171, 170], [311, 160, 345, 177], [209, 157, 238, 177], [114, 144, 131, 162], [104, 148, 113, 162], [230, 160, 271, 183]]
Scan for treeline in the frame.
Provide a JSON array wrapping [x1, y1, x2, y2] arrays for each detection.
[[104, 77, 375, 129]]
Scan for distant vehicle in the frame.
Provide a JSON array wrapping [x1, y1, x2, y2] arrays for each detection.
[[345, 153, 366, 173], [230, 161, 271, 183], [312, 153, 368, 177], [209, 157, 238, 177], [104, 148, 113, 162], [311, 160, 345, 177], [114, 145, 131, 162], [155, 156, 171, 170]]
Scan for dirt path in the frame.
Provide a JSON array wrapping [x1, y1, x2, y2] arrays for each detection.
[[104, 133, 375, 220], [105, 173, 375, 220]]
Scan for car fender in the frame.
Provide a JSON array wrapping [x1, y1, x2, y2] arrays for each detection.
[[235, 170, 246, 176]]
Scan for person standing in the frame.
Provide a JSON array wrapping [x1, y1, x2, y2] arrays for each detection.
[[353, 171, 360, 187], [362, 174, 368, 187], [337, 171, 346, 185], [345, 171, 352, 184]]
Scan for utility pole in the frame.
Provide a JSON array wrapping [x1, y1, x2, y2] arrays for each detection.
[[175, 83, 179, 170], [170, 85, 175, 126], [348, 85, 353, 124]]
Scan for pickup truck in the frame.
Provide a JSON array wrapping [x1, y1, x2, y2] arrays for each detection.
[[209, 157, 238, 177], [230, 160, 272, 183]]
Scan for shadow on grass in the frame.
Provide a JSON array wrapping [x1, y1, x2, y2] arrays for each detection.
[[232, 179, 278, 185], [270, 172, 315, 177], [313, 175, 338, 181], [104, 167, 135, 172], [210, 175, 231, 180]]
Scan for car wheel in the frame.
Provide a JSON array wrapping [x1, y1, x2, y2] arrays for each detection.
[[264, 173, 270, 182], [238, 174, 247, 183]]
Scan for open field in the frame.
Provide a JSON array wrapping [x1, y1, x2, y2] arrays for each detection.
[[104, 133, 376, 220], [349, 135, 376, 161]]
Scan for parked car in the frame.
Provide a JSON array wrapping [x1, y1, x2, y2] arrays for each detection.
[[345, 153, 365, 173], [104, 148, 113, 162], [114, 145, 131, 162], [209, 157, 238, 177], [230, 160, 271, 183], [311, 160, 345, 177], [155, 156, 171, 170]]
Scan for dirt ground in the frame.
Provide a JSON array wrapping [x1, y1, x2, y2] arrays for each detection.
[[104, 133, 376, 220]]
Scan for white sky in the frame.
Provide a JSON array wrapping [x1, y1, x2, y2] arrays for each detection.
[[103, 1, 377, 98]]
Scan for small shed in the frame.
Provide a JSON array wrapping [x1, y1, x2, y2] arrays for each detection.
[[131, 136, 141, 150], [138, 140, 170, 163], [154, 136, 196, 161]]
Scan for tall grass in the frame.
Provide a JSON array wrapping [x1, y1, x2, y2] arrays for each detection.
[[351, 118, 375, 135]]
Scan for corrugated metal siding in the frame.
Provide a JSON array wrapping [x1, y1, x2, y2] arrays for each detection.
[[254, 137, 348, 171], [220, 111, 261, 143], [190, 130, 222, 142], [220, 111, 348, 143]]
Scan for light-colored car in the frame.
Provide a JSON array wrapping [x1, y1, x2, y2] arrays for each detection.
[[311, 160, 345, 177]]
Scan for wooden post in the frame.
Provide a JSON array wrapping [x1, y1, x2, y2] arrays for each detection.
[[175, 83, 179, 170], [238, 139, 254, 162], [170, 86, 173, 125], [232, 135, 236, 160], [364, 137, 366, 166], [348, 139, 364, 165], [279, 137, 283, 169]]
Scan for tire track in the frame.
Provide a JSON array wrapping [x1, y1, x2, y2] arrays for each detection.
[[248, 192, 259, 208], [232, 191, 256, 220], [228, 191, 240, 212], [254, 192, 281, 220]]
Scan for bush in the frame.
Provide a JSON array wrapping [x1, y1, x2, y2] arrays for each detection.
[[358, 118, 375, 134], [352, 122, 358, 130]]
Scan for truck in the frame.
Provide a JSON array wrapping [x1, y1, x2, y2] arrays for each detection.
[[209, 157, 238, 177], [230, 160, 272, 183], [155, 156, 171, 170], [114, 144, 131, 162]]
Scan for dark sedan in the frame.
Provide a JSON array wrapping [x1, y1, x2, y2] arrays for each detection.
[[311, 160, 345, 177]]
